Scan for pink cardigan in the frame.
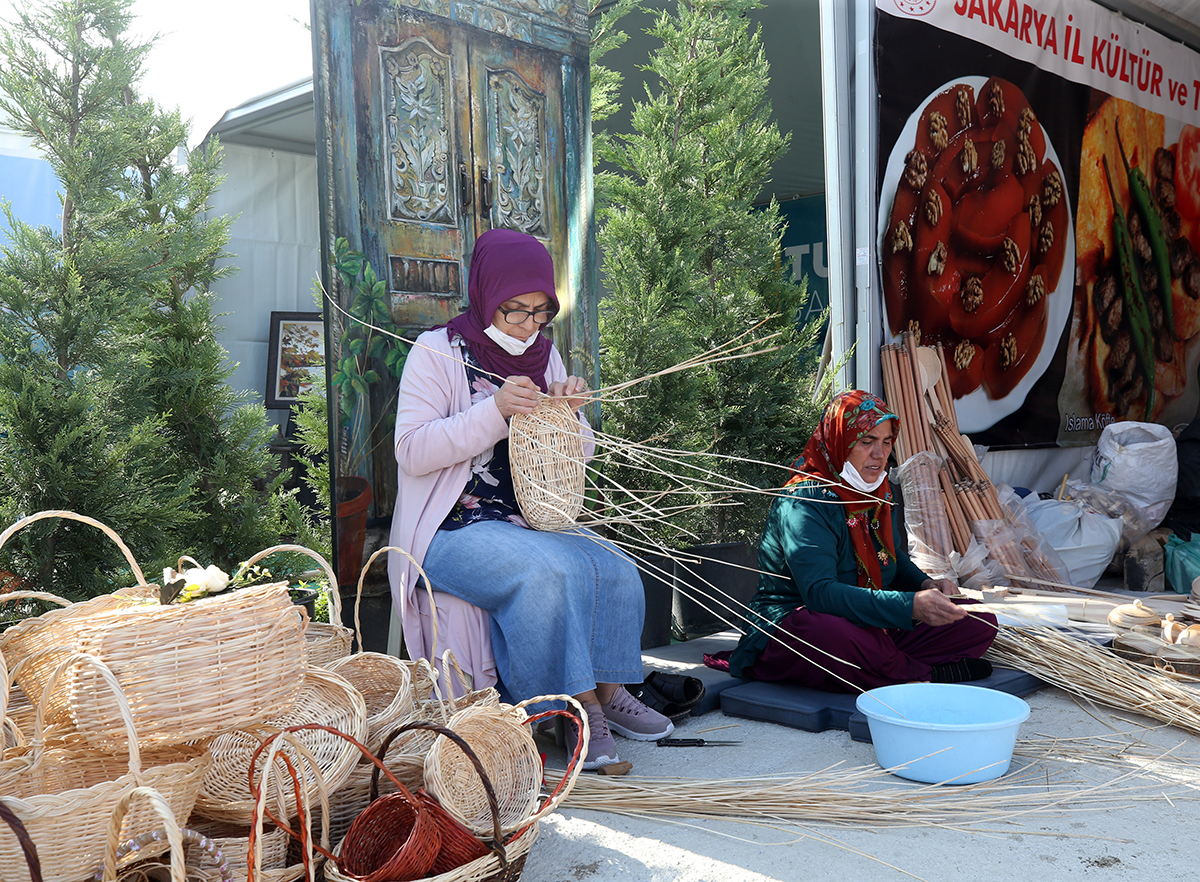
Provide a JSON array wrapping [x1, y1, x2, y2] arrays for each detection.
[[386, 329, 592, 691]]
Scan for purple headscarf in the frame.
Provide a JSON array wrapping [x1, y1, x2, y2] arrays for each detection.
[[444, 229, 558, 392]]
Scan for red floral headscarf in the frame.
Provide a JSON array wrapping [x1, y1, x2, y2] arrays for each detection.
[[785, 390, 900, 591]]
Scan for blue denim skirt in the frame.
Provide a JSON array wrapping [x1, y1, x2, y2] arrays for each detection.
[[422, 520, 645, 702]]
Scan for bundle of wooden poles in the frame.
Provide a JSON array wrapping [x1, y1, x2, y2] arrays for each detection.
[[880, 332, 1063, 590]]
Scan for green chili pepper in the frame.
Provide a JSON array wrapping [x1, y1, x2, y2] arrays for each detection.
[[1116, 125, 1175, 340], [1102, 155, 1156, 420]]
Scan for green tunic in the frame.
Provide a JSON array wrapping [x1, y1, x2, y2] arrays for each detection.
[[728, 482, 930, 678]]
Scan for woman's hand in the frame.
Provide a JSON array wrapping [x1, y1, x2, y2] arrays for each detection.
[[922, 577, 960, 596], [547, 375, 588, 413], [493, 375, 541, 418], [912, 588, 967, 626]]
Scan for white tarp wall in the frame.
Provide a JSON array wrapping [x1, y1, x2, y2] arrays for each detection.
[[206, 142, 321, 414]]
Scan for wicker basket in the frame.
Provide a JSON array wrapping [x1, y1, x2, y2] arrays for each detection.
[[422, 705, 542, 837], [0, 654, 210, 882], [323, 718, 567, 882], [186, 819, 293, 882], [193, 666, 367, 826], [509, 400, 587, 531], [91, 787, 195, 882], [65, 580, 308, 752], [326, 653, 414, 754], [240, 544, 353, 667]]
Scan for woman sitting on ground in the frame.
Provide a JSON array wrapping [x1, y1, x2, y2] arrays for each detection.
[[726, 390, 997, 691], [387, 228, 673, 770]]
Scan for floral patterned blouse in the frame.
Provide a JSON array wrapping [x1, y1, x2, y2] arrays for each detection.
[[439, 342, 531, 531]]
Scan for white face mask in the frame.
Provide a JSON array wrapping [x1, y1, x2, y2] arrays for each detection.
[[840, 460, 886, 493], [484, 323, 538, 356]]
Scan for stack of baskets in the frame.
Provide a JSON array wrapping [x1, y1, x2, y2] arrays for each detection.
[[0, 518, 585, 882]]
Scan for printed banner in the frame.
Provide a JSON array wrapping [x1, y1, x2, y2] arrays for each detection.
[[876, 0, 1200, 447]]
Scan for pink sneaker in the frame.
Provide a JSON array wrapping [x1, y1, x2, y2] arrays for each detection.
[[601, 685, 675, 741], [566, 701, 621, 770]]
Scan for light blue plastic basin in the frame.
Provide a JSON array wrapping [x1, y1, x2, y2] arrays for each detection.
[[855, 683, 1031, 784]]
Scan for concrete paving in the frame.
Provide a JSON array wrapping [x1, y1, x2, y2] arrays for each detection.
[[521, 630, 1200, 882]]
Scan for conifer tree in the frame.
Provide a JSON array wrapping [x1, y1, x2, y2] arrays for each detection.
[[596, 0, 825, 546], [0, 0, 296, 595]]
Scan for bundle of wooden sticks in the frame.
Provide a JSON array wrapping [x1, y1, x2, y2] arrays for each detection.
[[880, 332, 1064, 590]]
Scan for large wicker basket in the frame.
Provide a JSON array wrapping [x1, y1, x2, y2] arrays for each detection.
[[64, 580, 308, 752], [0, 654, 210, 882], [0, 511, 158, 728]]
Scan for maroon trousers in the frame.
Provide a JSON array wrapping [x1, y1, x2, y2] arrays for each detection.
[[748, 603, 997, 693]]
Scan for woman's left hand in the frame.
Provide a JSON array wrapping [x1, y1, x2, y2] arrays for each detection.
[[922, 578, 960, 596], [548, 376, 588, 413]]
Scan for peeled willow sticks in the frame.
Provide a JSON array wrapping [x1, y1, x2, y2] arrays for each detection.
[[881, 334, 1065, 590]]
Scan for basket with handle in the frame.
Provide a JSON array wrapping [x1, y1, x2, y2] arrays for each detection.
[[240, 544, 353, 666], [423, 698, 554, 837], [65, 579, 308, 751], [249, 723, 443, 882], [193, 666, 367, 826], [185, 819, 294, 882], [326, 653, 414, 755], [0, 653, 210, 882], [325, 705, 583, 882], [91, 786, 230, 882], [0, 510, 158, 727]]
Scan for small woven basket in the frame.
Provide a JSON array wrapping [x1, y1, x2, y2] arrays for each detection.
[[0, 654, 210, 882], [193, 666, 367, 826], [422, 704, 542, 836], [240, 544, 353, 666], [509, 400, 587, 531], [185, 819, 292, 882]]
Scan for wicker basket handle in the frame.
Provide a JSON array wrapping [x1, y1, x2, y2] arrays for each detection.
[[0, 797, 43, 882], [238, 544, 341, 622], [0, 590, 71, 610], [513, 694, 587, 821], [94, 787, 186, 882], [246, 728, 331, 882], [0, 511, 149, 586], [361, 545, 435, 660], [249, 723, 412, 865], [21, 652, 143, 777]]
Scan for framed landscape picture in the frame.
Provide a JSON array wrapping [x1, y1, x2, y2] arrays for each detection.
[[266, 311, 325, 409]]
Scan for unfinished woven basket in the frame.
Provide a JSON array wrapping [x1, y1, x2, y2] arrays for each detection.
[[0, 654, 210, 882], [509, 399, 587, 531], [65, 580, 308, 752], [240, 544, 353, 666], [193, 666, 367, 826]]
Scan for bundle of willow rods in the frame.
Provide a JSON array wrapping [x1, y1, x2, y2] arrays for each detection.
[[880, 333, 1063, 589], [558, 756, 1189, 829], [987, 624, 1200, 736]]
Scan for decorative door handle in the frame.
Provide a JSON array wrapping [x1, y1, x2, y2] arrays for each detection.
[[480, 169, 494, 212], [459, 160, 471, 208]]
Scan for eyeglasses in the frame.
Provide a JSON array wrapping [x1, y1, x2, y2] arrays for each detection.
[[498, 305, 557, 325]]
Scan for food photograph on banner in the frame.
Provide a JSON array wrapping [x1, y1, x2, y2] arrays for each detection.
[[875, 0, 1200, 449]]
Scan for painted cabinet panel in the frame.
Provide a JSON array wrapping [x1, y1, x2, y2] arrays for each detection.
[[313, 0, 593, 528]]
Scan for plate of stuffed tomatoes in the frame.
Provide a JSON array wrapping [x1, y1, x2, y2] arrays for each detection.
[[878, 76, 1073, 433]]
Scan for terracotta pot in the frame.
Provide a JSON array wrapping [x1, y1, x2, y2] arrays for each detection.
[[335, 476, 373, 588]]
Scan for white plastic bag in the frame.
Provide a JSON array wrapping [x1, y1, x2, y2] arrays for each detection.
[[1024, 497, 1123, 589], [1090, 421, 1177, 530]]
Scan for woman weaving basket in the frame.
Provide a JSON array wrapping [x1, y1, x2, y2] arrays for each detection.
[[723, 390, 997, 691], [387, 228, 673, 770]]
